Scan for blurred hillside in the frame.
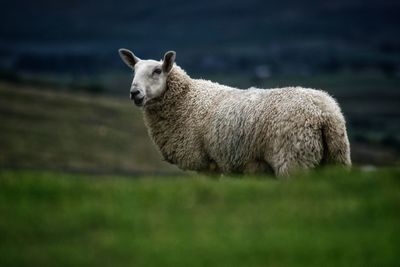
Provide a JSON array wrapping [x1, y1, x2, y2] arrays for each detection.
[[0, 82, 398, 174], [0, 0, 399, 79], [0, 82, 180, 174]]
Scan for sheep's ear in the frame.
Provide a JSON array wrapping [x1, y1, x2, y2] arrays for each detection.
[[118, 48, 140, 69], [162, 51, 176, 73]]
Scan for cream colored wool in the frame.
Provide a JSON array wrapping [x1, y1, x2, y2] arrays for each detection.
[[143, 66, 351, 176]]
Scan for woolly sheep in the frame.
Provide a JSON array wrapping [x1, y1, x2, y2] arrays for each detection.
[[118, 49, 351, 177]]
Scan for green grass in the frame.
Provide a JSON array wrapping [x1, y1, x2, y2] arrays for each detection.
[[0, 168, 399, 267]]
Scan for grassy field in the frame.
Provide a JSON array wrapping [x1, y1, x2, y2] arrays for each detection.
[[0, 168, 399, 267]]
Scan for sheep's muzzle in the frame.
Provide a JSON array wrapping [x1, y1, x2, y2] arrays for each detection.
[[130, 91, 144, 106]]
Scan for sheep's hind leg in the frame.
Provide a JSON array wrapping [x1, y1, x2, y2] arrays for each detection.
[[273, 162, 293, 177], [271, 156, 300, 178], [273, 159, 315, 178]]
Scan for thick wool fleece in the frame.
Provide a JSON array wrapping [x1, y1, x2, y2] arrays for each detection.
[[143, 66, 351, 176]]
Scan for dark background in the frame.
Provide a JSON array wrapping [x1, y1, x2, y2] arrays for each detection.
[[1, 0, 399, 77]]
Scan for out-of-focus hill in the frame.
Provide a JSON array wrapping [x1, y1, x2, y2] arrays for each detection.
[[0, 81, 398, 173], [0, 82, 180, 174]]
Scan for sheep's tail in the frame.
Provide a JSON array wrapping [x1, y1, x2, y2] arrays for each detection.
[[321, 112, 352, 167]]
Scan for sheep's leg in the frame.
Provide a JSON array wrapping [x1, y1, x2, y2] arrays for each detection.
[[271, 155, 299, 178], [271, 129, 324, 177], [273, 158, 314, 177], [273, 162, 294, 177]]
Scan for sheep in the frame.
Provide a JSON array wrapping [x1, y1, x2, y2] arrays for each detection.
[[118, 49, 351, 177]]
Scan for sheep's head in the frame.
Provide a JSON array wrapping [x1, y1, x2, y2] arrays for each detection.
[[118, 49, 176, 107]]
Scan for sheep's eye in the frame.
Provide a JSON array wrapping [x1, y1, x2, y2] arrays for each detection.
[[153, 68, 162, 75]]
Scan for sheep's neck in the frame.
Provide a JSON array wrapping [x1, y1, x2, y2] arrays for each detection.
[[143, 75, 192, 165]]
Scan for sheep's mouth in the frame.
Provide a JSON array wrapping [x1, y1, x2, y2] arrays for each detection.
[[132, 96, 144, 106]]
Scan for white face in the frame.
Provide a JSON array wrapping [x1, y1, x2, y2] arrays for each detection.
[[119, 49, 176, 107], [130, 60, 167, 106]]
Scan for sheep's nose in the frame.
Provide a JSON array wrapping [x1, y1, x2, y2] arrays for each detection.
[[130, 90, 140, 100]]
